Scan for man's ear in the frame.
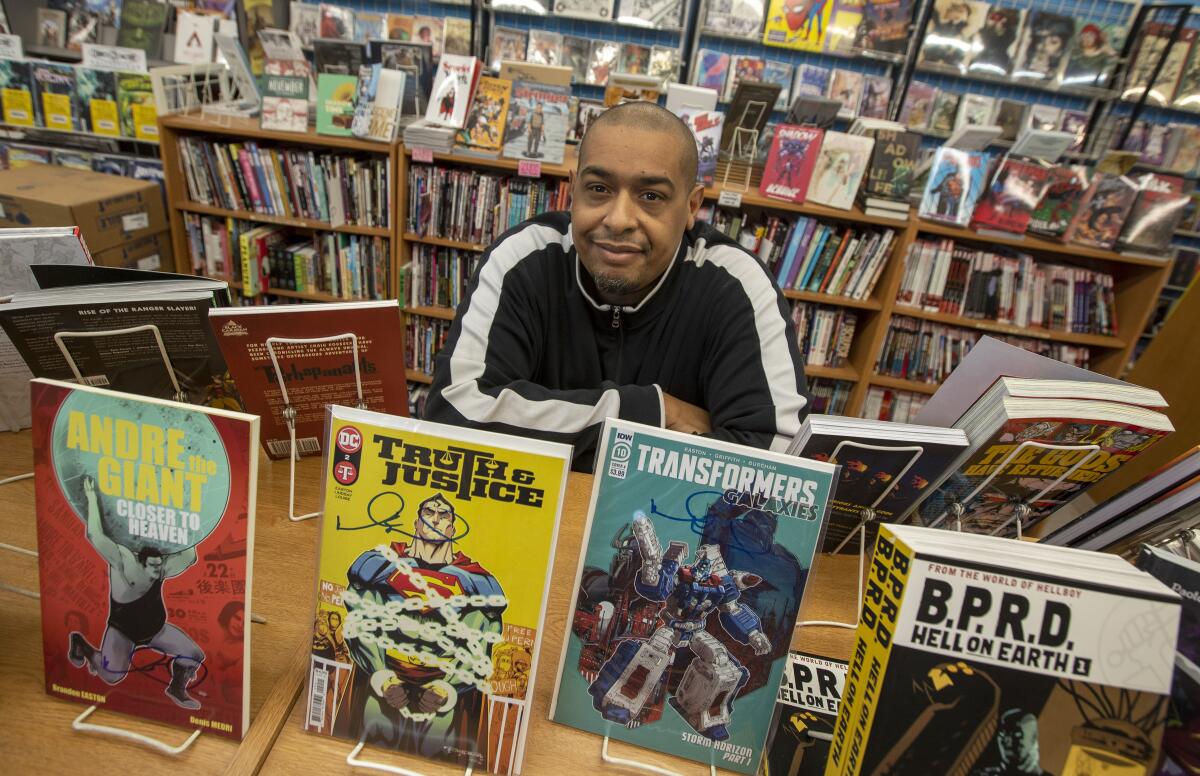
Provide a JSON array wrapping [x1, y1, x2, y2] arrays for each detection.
[[686, 184, 705, 229]]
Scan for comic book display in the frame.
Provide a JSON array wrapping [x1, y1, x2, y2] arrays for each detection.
[[502, 81, 569, 165], [1013, 11, 1075, 82], [759, 124, 823, 204], [1028, 166, 1088, 238], [1063, 173, 1139, 250], [762, 653, 847, 776], [704, 0, 765, 37], [550, 419, 836, 774], [919, 148, 989, 227], [1060, 22, 1122, 89], [1118, 173, 1190, 254], [459, 76, 512, 153], [862, 129, 920, 202], [860, 0, 911, 54], [806, 131, 873, 211], [911, 377, 1173, 537], [679, 109, 724, 186], [788, 415, 968, 553], [826, 524, 1181, 776], [918, 0, 988, 73], [33, 378, 258, 738], [967, 7, 1024, 77], [425, 54, 481, 130], [209, 301, 409, 461], [763, 0, 834, 52], [303, 407, 571, 773]]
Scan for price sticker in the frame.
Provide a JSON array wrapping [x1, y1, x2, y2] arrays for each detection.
[[518, 160, 541, 178], [411, 146, 434, 163], [718, 190, 743, 209]]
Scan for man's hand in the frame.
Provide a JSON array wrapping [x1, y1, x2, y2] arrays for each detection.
[[663, 394, 711, 435], [83, 474, 97, 504]]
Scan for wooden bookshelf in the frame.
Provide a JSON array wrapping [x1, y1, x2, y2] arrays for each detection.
[[157, 113, 403, 300], [891, 305, 1128, 350], [404, 232, 489, 252]]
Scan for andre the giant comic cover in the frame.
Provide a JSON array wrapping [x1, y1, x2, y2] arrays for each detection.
[[304, 406, 570, 774], [550, 419, 835, 773], [33, 377, 259, 738]]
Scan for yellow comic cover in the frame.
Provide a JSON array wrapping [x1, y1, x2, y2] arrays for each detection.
[[459, 76, 512, 153], [763, 0, 835, 52], [304, 406, 570, 774]]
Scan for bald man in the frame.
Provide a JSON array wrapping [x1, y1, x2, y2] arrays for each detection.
[[424, 101, 810, 471]]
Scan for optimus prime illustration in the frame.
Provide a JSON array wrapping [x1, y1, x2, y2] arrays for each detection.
[[586, 511, 771, 741]]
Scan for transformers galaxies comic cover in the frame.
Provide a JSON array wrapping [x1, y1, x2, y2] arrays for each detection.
[[32, 377, 259, 738], [826, 524, 1180, 776], [550, 419, 835, 773], [303, 406, 570, 774]]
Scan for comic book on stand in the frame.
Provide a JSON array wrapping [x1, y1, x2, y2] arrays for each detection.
[[909, 376, 1173, 537], [302, 407, 571, 774], [489, 27, 526, 71], [967, 7, 1024, 77], [704, 0, 765, 37], [724, 55, 765, 101], [208, 301, 409, 461], [898, 81, 936, 130], [763, 0, 834, 52], [860, 0, 911, 54], [918, 0, 988, 73], [1063, 172, 1139, 250], [1013, 11, 1075, 82], [788, 415, 969, 553], [1117, 172, 1190, 254], [761, 652, 847, 776], [502, 81, 569, 165], [75, 67, 118, 135], [805, 131, 873, 211], [759, 124, 823, 204], [1028, 165, 1089, 238], [678, 109, 724, 186], [918, 148, 989, 227], [793, 64, 830, 98], [32, 62, 78, 132], [458, 76, 512, 154], [969, 156, 1052, 234], [693, 49, 730, 93], [862, 128, 920, 203], [549, 418, 836, 774], [1060, 21, 1122, 89], [425, 54, 480, 130], [33, 378, 258, 738], [826, 523, 1181, 776]]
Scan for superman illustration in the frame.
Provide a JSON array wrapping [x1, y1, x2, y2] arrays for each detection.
[[343, 493, 506, 765]]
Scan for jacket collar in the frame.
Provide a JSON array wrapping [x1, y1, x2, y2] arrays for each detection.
[[569, 222, 686, 317]]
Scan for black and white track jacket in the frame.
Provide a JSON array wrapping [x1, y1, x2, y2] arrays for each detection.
[[423, 211, 811, 471]]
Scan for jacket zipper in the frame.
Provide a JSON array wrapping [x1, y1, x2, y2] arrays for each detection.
[[611, 307, 621, 329]]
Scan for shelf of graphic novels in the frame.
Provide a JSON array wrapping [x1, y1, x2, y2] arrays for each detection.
[[158, 114, 404, 303]]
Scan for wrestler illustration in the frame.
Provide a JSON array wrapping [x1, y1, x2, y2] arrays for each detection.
[[67, 475, 205, 710]]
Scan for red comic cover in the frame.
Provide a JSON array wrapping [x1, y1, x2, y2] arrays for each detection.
[[209, 301, 409, 460], [969, 157, 1052, 234], [759, 124, 824, 204], [32, 378, 259, 739]]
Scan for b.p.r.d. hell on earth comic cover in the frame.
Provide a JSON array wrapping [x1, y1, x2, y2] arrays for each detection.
[[304, 406, 570, 774], [33, 377, 259, 738], [551, 419, 835, 774]]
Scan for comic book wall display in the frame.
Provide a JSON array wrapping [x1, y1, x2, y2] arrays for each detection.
[[826, 524, 1181, 776], [550, 419, 836, 774], [910, 377, 1173, 537], [759, 124, 823, 204], [34, 378, 258, 738], [209, 301, 409, 461], [303, 407, 571, 774], [919, 148, 989, 227], [762, 653, 847, 776], [502, 81, 569, 166]]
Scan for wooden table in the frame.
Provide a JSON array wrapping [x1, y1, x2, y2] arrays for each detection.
[[0, 431, 860, 774]]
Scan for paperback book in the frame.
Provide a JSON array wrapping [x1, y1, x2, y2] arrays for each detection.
[[1060, 21, 1121, 89], [34, 378, 258, 738], [807, 131, 873, 211], [302, 407, 571, 773], [528, 30, 563, 66], [349, 64, 379, 138], [209, 301, 409, 460], [860, 0, 911, 54], [1063, 173, 1139, 250], [549, 419, 836, 774], [587, 40, 620, 86], [261, 73, 309, 132], [761, 653, 847, 776], [1118, 173, 1190, 254], [116, 72, 156, 140], [316, 72, 357, 135], [792, 64, 830, 98], [827, 69, 864, 118], [116, 0, 169, 54], [425, 54, 480, 130], [490, 27, 526, 71], [863, 128, 920, 201], [759, 124, 823, 204], [458, 75, 511, 153], [826, 524, 1180, 776], [910, 376, 1173, 537], [502, 81, 569, 165], [0, 58, 35, 127], [693, 49, 730, 93], [724, 55, 765, 102], [898, 81, 935, 129], [918, 148, 989, 227], [789, 415, 969, 552], [679, 109, 724, 186], [1028, 166, 1089, 238]]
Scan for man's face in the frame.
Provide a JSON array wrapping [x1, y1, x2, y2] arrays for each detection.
[[417, 500, 456, 542], [998, 714, 1038, 764], [144, 555, 165, 580], [571, 124, 702, 304]]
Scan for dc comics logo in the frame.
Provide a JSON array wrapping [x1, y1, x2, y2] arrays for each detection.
[[337, 426, 363, 454], [334, 460, 358, 485]]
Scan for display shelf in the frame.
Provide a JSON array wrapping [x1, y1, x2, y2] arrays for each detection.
[[404, 305, 457, 320], [404, 232, 488, 252], [913, 61, 1118, 101], [707, 185, 918, 229], [914, 219, 1171, 267], [175, 202, 391, 237], [698, 28, 905, 65], [806, 363, 861, 382], [868, 373, 940, 395], [783, 288, 885, 311], [892, 305, 1127, 349], [406, 368, 434, 384], [160, 113, 396, 153], [406, 146, 577, 178], [0, 120, 159, 145]]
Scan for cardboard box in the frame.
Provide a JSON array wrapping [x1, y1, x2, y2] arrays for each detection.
[[0, 166, 167, 253], [92, 228, 173, 270]]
